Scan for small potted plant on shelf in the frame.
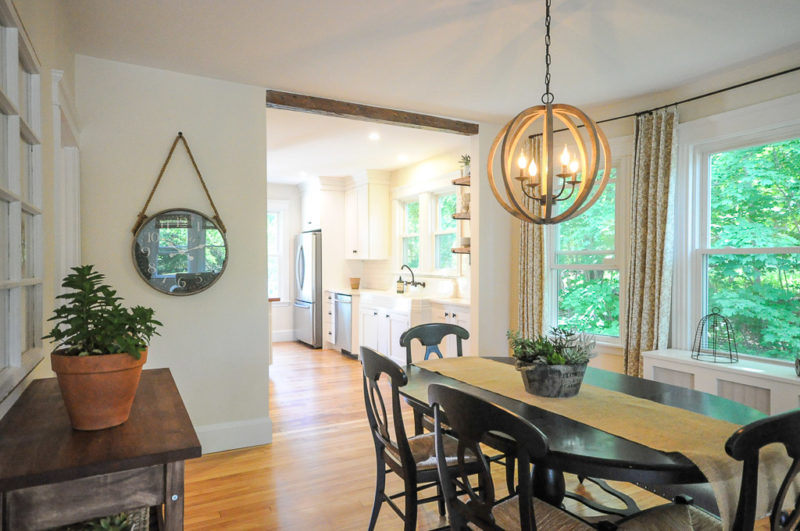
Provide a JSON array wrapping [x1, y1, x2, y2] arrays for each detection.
[[459, 154, 471, 177], [507, 327, 594, 397], [44, 265, 162, 430]]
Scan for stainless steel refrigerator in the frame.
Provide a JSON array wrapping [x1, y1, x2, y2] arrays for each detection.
[[294, 230, 322, 348]]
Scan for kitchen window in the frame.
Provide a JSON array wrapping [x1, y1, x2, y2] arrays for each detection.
[[433, 192, 457, 271], [267, 209, 281, 299], [401, 200, 420, 268], [0, 15, 44, 408]]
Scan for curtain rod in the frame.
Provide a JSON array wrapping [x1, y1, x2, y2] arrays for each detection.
[[528, 64, 800, 137]]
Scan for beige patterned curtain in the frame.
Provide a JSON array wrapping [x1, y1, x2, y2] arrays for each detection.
[[624, 108, 678, 376], [518, 136, 546, 338]]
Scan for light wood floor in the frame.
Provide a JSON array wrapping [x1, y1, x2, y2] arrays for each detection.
[[183, 343, 694, 529]]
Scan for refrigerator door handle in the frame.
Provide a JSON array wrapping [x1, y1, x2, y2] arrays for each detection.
[[295, 245, 305, 293]]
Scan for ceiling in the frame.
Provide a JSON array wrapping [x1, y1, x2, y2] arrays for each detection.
[[60, 1, 800, 182]]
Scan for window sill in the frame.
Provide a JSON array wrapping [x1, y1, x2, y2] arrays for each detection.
[[0, 347, 45, 409]]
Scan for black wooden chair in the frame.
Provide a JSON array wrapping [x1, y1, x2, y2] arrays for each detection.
[[428, 383, 593, 530], [612, 408, 800, 530], [400, 322, 469, 365], [361, 346, 481, 531]]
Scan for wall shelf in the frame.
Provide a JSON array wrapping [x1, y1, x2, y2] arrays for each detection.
[[451, 247, 471, 255], [452, 176, 471, 186], [452, 212, 470, 220]]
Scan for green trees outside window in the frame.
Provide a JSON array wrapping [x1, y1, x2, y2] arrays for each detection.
[[706, 138, 800, 360]]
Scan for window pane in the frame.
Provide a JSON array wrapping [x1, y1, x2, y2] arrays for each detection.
[[558, 177, 616, 252], [405, 201, 419, 234], [21, 212, 34, 278], [710, 138, 800, 248], [0, 200, 7, 280], [0, 289, 7, 365], [557, 269, 620, 336], [20, 140, 31, 201], [403, 236, 419, 268], [22, 285, 36, 351], [267, 212, 279, 255], [438, 193, 457, 231], [267, 255, 279, 298], [435, 233, 456, 270], [556, 253, 615, 266], [707, 253, 800, 360]]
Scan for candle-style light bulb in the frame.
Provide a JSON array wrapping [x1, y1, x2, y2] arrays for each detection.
[[517, 153, 528, 170], [560, 145, 571, 168], [529, 159, 538, 177], [569, 160, 579, 174]]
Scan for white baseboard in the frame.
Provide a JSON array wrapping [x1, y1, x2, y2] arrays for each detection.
[[271, 329, 295, 342], [195, 416, 273, 454]]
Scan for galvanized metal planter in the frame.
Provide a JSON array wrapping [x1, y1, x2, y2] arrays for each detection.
[[517, 362, 588, 398]]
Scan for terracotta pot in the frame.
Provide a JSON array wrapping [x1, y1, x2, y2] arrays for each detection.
[[517, 362, 587, 398], [51, 349, 147, 430]]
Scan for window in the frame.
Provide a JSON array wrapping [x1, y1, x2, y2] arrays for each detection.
[[267, 210, 281, 299], [0, 17, 43, 405], [402, 200, 420, 268], [433, 193, 457, 271], [699, 138, 800, 361], [550, 170, 621, 337]]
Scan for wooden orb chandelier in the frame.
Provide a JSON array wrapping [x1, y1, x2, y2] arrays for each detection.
[[488, 0, 611, 225]]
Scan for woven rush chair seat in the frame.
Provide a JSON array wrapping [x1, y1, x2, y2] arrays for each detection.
[[615, 500, 721, 530], [385, 431, 476, 471], [488, 496, 592, 530]]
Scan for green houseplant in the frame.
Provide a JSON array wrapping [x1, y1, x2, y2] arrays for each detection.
[[44, 265, 162, 430], [507, 327, 594, 397], [459, 153, 471, 177]]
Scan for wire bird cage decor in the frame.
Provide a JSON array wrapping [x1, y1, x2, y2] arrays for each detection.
[[692, 308, 738, 363]]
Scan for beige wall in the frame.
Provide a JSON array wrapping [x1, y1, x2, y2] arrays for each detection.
[[75, 55, 270, 452]]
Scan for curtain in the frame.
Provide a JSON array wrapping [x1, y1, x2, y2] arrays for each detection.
[[518, 136, 546, 338], [624, 108, 678, 376]]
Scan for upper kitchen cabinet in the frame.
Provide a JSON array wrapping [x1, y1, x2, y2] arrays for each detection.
[[299, 180, 321, 230], [344, 171, 389, 260]]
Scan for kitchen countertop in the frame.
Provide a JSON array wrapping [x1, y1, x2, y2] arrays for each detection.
[[327, 288, 470, 307]]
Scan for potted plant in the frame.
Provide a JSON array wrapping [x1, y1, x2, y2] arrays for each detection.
[[459, 153, 471, 177], [44, 265, 162, 430], [507, 327, 594, 397]]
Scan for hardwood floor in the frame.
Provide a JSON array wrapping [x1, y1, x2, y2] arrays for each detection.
[[183, 343, 691, 529]]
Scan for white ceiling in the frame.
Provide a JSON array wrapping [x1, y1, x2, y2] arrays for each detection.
[[61, 0, 800, 183]]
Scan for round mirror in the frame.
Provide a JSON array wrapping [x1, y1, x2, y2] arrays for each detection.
[[132, 208, 228, 295]]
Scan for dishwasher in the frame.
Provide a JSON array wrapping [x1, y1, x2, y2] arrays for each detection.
[[333, 293, 353, 356]]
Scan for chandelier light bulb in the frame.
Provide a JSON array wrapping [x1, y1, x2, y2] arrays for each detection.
[[560, 145, 571, 167], [569, 159, 580, 174], [517, 153, 528, 170], [529, 159, 538, 177]]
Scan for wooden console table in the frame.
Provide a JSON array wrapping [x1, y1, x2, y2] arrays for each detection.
[[0, 369, 202, 530]]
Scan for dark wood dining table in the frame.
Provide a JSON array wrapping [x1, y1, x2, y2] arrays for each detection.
[[399, 357, 765, 513]]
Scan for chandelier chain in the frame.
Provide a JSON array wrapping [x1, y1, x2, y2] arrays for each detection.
[[542, 0, 554, 104]]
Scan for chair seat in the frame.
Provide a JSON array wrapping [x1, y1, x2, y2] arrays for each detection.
[[615, 502, 721, 530], [387, 432, 476, 471], [487, 496, 592, 530]]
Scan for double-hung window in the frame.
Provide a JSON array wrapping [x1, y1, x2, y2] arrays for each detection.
[[0, 14, 43, 406], [433, 192, 457, 272], [267, 210, 281, 299], [401, 200, 420, 268], [549, 169, 621, 337], [698, 138, 799, 360]]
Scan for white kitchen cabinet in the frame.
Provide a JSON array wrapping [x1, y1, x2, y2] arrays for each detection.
[[300, 183, 321, 230], [388, 311, 411, 365], [323, 291, 335, 346], [344, 177, 389, 260], [360, 306, 380, 351], [431, 303, 472, 357], [360, 301, 411, 366]]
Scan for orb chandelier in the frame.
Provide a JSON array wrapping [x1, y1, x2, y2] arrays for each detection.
[[488, 0, 611, 224]]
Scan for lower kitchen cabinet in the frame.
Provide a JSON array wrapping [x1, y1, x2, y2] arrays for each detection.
[[360, 304, 410, 366], [431, 303, 471, 357]]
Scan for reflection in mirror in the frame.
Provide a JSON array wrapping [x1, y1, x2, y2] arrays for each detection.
[[132, 208, 228, 295]]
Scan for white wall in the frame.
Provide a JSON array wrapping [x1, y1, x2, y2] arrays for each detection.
[[267, 183, 300, 341], [75, 55, 270, 452]]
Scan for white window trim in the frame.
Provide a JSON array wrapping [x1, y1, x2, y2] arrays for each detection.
[[673, 92, 800, 364], [267, 199, 291, 304], [0, 4, 43, 408], [545, 137, 632, 346]]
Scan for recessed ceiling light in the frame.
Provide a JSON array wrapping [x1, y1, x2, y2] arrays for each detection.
[[397, 154, 409, 163], [368, 132, 380, 141]]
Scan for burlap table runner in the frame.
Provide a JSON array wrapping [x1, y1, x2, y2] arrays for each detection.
[[416, 357, 795, 529]]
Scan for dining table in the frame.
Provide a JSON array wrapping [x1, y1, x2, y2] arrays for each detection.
[[399, 356, 767, 519]]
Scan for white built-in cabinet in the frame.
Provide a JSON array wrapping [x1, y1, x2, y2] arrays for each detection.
[[359, 303, 410, 366], [299, 182, 320, 230], [432, 302, 471, 357], [344, 172, 389, 260]]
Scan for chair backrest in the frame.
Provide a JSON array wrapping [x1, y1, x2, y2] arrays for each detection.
[[361, 346, 415, 471], [725, 408, 800, 531], [428, 383, 549, 531], [399, 322, 470, 365]]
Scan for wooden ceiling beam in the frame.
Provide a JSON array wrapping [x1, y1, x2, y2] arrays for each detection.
[[265, 90, 479, 136]]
